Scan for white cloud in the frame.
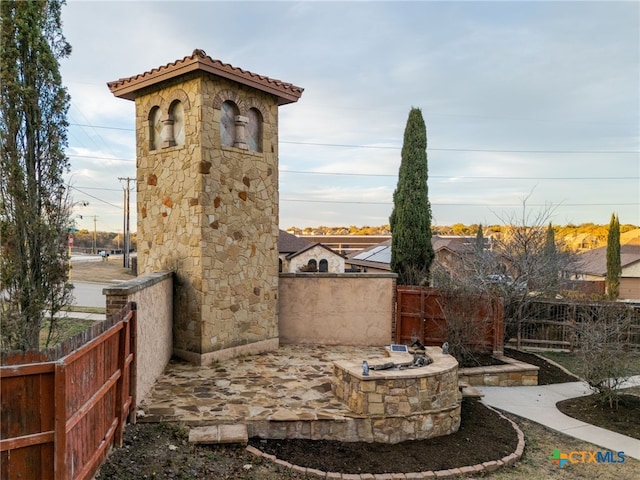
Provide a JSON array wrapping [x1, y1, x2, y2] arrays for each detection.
[[58, 1, 639, 230]]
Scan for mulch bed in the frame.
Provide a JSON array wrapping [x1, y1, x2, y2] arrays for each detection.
[[97, 348, 636, 478], [557, 394, 640, 439], [504, 348, 580, 384], [249, 398, 517, 474]]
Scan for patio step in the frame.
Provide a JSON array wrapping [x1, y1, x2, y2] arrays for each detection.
[[188, 424, 248, 445], [458, 381, 484, 398]]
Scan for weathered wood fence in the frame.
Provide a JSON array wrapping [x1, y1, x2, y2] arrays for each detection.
[[0, 302, 137, 480], [509, 299, 640, 351], [395, 286, 504, 353]]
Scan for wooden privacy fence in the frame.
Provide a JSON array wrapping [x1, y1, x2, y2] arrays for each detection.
[[509, 299, 640, 351], [1, 302, 137, 480], [395, 286, 504, 353]]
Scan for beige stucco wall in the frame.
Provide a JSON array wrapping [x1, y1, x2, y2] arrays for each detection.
[[278, 273, 397, 345], [104, 271, 173, 402], [623, 261, 640, 277], [134, 73, 280, 359], [620, 277, 640, 300]]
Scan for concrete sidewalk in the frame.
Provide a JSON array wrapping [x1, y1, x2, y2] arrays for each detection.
[[478, 376, 640, 460]]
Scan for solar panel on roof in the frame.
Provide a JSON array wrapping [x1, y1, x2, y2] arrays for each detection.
[[366, 248, 391, 264], [353, 246, 386, 260]]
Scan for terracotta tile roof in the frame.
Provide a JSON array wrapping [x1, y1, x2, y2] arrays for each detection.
[[107, 49, 303, 104]]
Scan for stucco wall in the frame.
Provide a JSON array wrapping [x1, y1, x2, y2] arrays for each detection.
[[620, 277, 640, 300], [104, 271, 173, 402], [278, 273, 397, 345]]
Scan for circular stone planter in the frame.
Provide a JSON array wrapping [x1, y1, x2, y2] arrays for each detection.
[[332, 346, 462, 443]]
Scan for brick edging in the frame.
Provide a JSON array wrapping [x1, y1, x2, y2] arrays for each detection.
[[245, 407, 526, 479]]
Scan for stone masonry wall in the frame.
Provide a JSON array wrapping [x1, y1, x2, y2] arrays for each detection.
[[134, 73, 280, 360], [330, 348, 462, 442]]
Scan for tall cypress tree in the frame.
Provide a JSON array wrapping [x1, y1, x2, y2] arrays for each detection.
[[605, 213, 621, 300], [475, 224, 484, 253], [543, 222, 558, 289], [0, 0, 73, 349], [390, 107, 434, 285]]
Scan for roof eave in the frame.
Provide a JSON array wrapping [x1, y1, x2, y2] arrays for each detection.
[[108, 56, 303, 104]]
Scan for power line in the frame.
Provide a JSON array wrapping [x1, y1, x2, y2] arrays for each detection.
[[281, 170, 640, 180], [280, 141, 639, 154], [280, 198, 638, 207], [68, 154, 135, 163], [67, 124, 639, 155], [69, 102, 121, 158], [68, 185, 122, 209], [69, 122, 133, 131], [68, 165, 639, 181], [73, 185, 122, 191]]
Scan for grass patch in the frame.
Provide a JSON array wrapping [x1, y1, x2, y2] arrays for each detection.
[[39, 317, 95, 348], [61, 305, 106, 314], [70, 258, 135, 283], [537, 350, 640, 377]]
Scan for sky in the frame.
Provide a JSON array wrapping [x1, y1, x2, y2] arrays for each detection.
[[59, 0, 640, 233]]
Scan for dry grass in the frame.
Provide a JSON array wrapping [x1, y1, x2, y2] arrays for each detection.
[[488, 414, 639, 479], [70, 257, 136, 283], [39, 317, 95, 348]]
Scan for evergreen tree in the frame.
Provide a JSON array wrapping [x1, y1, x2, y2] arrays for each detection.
[[605, 213, 621, 300], [0, 0, 73, 350], [543, 222, 558, 289], [475, 224, 484, 253], [390, 108, 434, 285]]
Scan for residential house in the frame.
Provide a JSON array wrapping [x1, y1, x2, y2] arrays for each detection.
[[291, 234, 392, 256], [345, 235, 488, 275], [278, 230, 345, 273], [572, 244, 640, 300]]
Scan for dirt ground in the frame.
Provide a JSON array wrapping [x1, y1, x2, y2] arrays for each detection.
[[95, 349, 640, 479]]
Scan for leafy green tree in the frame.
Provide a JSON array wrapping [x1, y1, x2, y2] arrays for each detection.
[[605, 213, 621, 300], [390, 107, 434, 285], [0, 0, 73, 350]]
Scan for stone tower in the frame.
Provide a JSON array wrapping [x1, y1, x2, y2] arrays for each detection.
[[108, 50, 303, 364]]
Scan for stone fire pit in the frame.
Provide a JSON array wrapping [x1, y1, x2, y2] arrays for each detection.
[[332, 346, 461, 443]]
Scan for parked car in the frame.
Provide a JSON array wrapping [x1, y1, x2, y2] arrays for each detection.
[[485, 274, 527, 292]]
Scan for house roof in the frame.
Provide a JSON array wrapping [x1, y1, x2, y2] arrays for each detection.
[[345, 235, 481, 270], [347, 239, 392, 268], [278, 229, 313, 254], [107, 49, 304, 104], [431, 235, 479, 254], [576, 244, 640, 276], [285, 242, 346, 260]]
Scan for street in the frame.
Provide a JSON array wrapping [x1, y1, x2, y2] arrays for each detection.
[[70, 281, 110, 308]]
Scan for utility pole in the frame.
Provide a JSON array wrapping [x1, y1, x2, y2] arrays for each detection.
[[91, 215, 98, 254], [118, 177, 134, 268]]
